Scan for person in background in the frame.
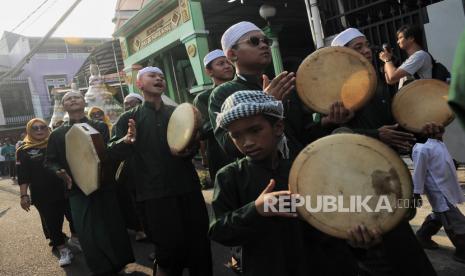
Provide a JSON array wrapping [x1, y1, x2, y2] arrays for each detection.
[[193, 49, 234, 187], [2, 138, 17, 180], [379, 24, 432, 89], [116, 92, 148, 242], [16, 132, 26, 149], [0, 141, 5, 176], [17, 118, 76, 267], [88, 106, 113, 133], [123, 93, 144, 111], [52, 120, 65, 130], [330, 27, 437, 276], [412, 132, 465, 264]]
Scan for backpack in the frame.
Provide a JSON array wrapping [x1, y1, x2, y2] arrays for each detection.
[[414, 52, 451, 82]]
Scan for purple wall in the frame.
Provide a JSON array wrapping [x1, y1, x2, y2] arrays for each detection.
[[22, 54, 89, 117], [8, 37, 89, 118]]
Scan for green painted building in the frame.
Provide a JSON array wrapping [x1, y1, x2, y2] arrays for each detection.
[[114, 0, 312, 103]]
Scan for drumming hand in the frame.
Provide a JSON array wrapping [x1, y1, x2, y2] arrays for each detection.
[[56, 169, 72, 189], [20, 195, 31, 212], [421, 122, 444, 140], [255, 179, 298, 218], [124, 119, 136, 144], [347, 225, 382, 249], [263, 71, 295, 101], [378, 124, 416, 152], [321, 101, 354, 126]]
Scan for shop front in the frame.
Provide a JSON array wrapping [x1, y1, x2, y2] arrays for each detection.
[[114, 0, 312, 103]]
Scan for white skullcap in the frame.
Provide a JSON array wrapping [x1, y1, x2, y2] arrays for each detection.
[[331, 28, 365, 47], [61, 91, 83, 104], [203, 49, 225, 67], [221, 21, 262, 52], [124, 93, 144, 103], [136, 66, 164, 80]]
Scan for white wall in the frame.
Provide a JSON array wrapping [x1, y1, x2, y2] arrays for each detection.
[[424, 0, 465, 161]]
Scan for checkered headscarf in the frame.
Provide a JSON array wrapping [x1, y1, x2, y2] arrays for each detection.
[[216, 90, 289, 159], [216, 90, 284, 129]]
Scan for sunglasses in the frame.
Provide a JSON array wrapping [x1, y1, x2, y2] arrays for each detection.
[[91, 111, 104, 117], [235, 36, 273, 47], [31, 125, 47, 131]]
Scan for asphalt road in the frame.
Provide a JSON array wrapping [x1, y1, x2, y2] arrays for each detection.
[[0, 178, 235, 276], [1, 177, 465, 276]]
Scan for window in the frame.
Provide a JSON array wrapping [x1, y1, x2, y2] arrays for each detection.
[[45, 77, 67, 95]]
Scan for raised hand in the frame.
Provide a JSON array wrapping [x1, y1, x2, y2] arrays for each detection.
[[263, 71, 295, 101], [124, 119, 136, 144], [255, 179, 298, 218]]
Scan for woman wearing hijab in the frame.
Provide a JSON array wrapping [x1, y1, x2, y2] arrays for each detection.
[[17, 118, 75, 267], [88, 106, 112, 133]]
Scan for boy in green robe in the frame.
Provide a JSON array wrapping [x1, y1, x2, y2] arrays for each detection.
[[108, 67, 212, 276], [209, 90, 312, 276], [46, 91, 134, 275]]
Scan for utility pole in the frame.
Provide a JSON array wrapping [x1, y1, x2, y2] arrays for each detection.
[[0, 0, 83, 83], [304, 0, 324, 49]]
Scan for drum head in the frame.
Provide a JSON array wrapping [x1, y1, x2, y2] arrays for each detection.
[[65, 123, 102, 196], [392, 79, 454, 132], [289, 134, 412, 239], [296, 47, 377, 114], [167, 103, 200, 154]]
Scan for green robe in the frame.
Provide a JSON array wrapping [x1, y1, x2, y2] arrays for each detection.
[[107, 101, 200, 201], [209, 156, 311, 276], [46, 117, 134, 274], [449, 29, 465, 130], [343, 81, 395, 138], [193, 88, 229, 180], [208, 74, 327, 155], [208, 75, 260, 159]]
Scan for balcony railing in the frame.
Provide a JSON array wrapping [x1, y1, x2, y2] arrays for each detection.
[[4, 115, 35, 126]]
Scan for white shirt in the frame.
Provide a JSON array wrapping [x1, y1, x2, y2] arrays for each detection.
[[398, 50, 433, 89], [412, 139, 465, 212]]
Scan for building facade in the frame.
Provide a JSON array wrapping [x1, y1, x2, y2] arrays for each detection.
[[0, 32, 108, 135], [113, 0, 312, 103]]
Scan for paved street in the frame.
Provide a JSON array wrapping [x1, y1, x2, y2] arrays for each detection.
[[0, 178, 234, 276], [1, 177, 465, 275]]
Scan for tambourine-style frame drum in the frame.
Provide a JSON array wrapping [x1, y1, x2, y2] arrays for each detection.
[[289, 134, 412, 239], [167, 103, 202, 155], [392, 79, 455, 133], [65, 123, 105, 195], [296, 46, 377, 114]]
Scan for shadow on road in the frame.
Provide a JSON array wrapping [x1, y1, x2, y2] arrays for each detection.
[[0, 207, 11, 218]]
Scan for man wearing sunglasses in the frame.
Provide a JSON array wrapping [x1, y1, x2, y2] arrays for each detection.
[[208, 21, 297, 160]]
